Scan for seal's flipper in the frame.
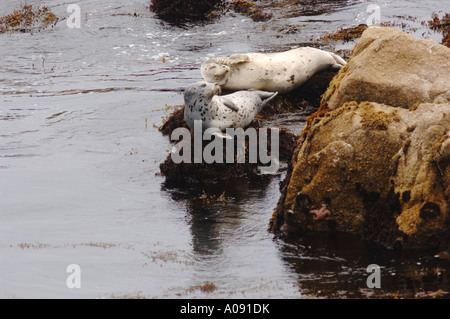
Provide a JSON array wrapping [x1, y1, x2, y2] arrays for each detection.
[[329, 52, 347, 67], [222, 98, 240, 112], [258, 91, 278, 105], [227, 54, 250, 64]]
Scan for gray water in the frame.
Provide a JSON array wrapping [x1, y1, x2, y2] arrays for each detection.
[[1, 0, 450, 299]]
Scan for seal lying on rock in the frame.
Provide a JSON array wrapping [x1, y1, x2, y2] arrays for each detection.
[[184, 81, 278, 131], [201, 47, 347, 94]]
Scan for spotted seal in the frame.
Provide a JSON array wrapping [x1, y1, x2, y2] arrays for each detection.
[[201, 47, 347, 94], [183, 81, 278, 131]]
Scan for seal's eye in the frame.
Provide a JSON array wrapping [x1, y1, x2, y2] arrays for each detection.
[[200, 83, 207, 88]]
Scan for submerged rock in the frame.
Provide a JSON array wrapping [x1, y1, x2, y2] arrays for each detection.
[[428, 13, 450, 48], [150, 0, 223, 22], [159, 120, 298, 188], [159, 105, 298, 187], [0, 4, 58, 33], [320, 24, 369, 42], [231, 0, 273, 22], [158, 105, 296, 185], [271, 27, 450, 251]]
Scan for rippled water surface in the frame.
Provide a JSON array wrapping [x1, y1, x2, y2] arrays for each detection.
[[1, 0, 450, 299]]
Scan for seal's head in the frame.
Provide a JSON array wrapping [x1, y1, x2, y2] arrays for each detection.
[[183, 81, 222, 106], [201, 59, 231, 86]]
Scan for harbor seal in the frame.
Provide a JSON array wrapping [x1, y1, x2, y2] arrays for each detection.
[[201, 47, 347, 94], [183, 81, 278, 131]]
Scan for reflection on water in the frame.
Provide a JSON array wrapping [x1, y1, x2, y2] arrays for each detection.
[[1, 0, 450, 299], [166, 176, 274, 254], [280, 233, 450, 299]]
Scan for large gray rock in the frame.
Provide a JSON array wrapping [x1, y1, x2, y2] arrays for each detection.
[[321, 27, 450, 110], [271, 27, 450, 250], [274, 101, 408, 233]]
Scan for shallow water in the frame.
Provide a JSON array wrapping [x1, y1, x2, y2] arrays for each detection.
[[1, 0, 450, 299]]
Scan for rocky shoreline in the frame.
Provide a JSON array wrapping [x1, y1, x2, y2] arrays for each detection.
[[149, 1, 450, 251], [158, 25, 450, 251]]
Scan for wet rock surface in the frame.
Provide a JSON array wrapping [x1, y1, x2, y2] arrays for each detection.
[[271, 27, 450, 251], [160, 128, 298, 188], [158, 104, 298, 188]]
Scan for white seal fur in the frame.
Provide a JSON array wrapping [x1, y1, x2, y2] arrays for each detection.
[[201, 47, 347, 94], [184, 81, 278, 131]]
